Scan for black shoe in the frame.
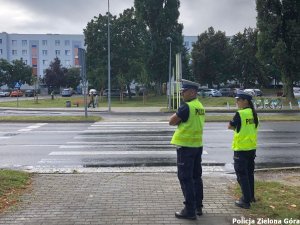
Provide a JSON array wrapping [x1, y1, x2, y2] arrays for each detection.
[[196, 207, 203, 216], [175, 209, 196, 220], [235, 200, 250, 209]]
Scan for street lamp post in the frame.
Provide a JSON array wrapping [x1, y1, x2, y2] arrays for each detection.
[[107, 0, 111, 112], [166, 37, 172, 111]]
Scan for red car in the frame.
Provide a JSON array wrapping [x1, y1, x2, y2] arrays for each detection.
[[10, 90, 23, 97]]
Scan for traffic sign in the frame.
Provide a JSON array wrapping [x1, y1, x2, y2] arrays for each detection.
[[14, 82, 22, 89]]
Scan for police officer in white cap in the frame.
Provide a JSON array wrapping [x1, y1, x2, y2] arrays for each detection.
[[169, 79, 205, 220], [228, 90, 259, 209]]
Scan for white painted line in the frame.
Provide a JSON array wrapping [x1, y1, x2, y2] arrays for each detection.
[[59, 145, 175, 149], [93, 122, 168, 124], [258, 142, 298, 146], [18, 129, 32, 132], [17, 123, 48, 132], [0, 137, 11, 139], [50, 150, 208, 155], [67, 141, 172, 144], [73, 135, 173, 139]]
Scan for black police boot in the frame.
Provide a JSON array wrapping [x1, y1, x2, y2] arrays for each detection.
[[175, 208, 196, 220], [196, 207, 203, 216], [235, 200, 250, 209]]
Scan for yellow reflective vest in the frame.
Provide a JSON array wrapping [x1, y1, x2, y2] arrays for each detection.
[[232, 108, 258, 151], [171, 99, 205, 147]]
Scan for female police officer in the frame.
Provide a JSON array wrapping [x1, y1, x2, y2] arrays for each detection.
[[169, 79, 205, 220], [228, 90, 259, 209]]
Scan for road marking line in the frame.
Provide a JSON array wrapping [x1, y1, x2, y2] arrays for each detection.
[[18, 123, 48, 132], [18, 129, 32, 132], [50, 150, 208, 155]]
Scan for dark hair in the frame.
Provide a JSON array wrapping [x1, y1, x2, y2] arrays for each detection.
[[248, 100, 259, 128]]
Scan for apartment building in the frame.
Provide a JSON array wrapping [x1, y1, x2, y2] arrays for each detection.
[[0, 32, 84, 78], [183, 35, 197, 53], [0, 32, 198, 78]]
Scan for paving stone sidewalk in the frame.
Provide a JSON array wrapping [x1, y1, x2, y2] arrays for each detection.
[[0, 172, 244, 225]]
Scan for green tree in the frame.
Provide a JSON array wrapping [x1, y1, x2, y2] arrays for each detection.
[[11, 59, 32, 88], [0, 59, 12, 86], [84, 13, 113, 91], [0, 59, 32, 88], [84, 8, 147, 96], [256, 0, 300, 100], [191, 27, 232, 87], [231, 28, 266, 88], [44, 58, 67, 91], [134, 0, 183, 94], [181, 46, 193, 80], [65, 67, 81, 89], [113, 8, 148, 96]]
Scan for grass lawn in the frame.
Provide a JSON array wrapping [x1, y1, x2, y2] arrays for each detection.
[[0, 95, 299, 108], [0, 95, 237, 108], [233, 181, 300, 220], [0, 170, 31, 212]]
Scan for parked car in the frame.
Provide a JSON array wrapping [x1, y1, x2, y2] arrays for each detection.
[[200, 89, 222, 97], [10, 90, 23, 97], [25, 89, 36, 97], [0, 91, 10, 97], [233, 88, 243, 97], [244, 89, 263, 97], [103, 89, 124, 97], [219, 88, 234, 97], [61, 89, 72, 97], [294, 87, 300, 97]]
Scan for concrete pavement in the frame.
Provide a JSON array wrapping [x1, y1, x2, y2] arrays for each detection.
[[0, 172, 244, 225]]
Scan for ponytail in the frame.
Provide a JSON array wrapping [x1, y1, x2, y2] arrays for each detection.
[[249, 100, 259, 128]]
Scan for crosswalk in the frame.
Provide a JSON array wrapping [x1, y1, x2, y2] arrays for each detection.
[[37, 121, 223, 173]]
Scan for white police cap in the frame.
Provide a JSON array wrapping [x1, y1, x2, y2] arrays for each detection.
[[235, 90, 253, 101], [180, 79, 200, 91]]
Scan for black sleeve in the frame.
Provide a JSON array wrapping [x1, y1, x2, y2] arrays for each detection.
[[229, 112, 241, 133], [176, 103, 189, 122]]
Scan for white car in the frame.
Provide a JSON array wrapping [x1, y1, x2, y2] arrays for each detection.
[[199, 89, 222, 97], [243, 89, 263, 97], [0, 91, 11, 97], [294, 87, 300, 97]]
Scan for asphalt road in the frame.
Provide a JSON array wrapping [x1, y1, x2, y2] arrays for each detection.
[[0, 119, 299, 173]]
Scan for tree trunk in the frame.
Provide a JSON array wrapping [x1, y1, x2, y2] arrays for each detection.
[[155, 80, 162, 96], [282, 73, 295, 102]]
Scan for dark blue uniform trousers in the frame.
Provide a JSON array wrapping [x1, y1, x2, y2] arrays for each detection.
[[177, 147, 203, 214], [234, 150, 256, 203]]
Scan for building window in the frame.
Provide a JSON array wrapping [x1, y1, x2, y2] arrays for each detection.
[[12, 50, 17, 55], [22, 50, 27, 55], [42, 50, 48, 56], [65, 40, 70, 46], [42, 60, 48, 66], [184, 41, 189, 47], [0, 49, 2, 55], [55, 40, 60, 46], [23, 60, 28, 65], [0, 39, 2, 44], [55, 50, 60, 56], [65, 60, 71, 67], [42, 40, 47, 46], [12, 40, 17, 45], [22, 40, 27, 46], [65, 50, 71, 56]]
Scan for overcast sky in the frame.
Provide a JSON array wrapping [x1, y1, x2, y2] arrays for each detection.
[[0, 0, 257, 36]]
